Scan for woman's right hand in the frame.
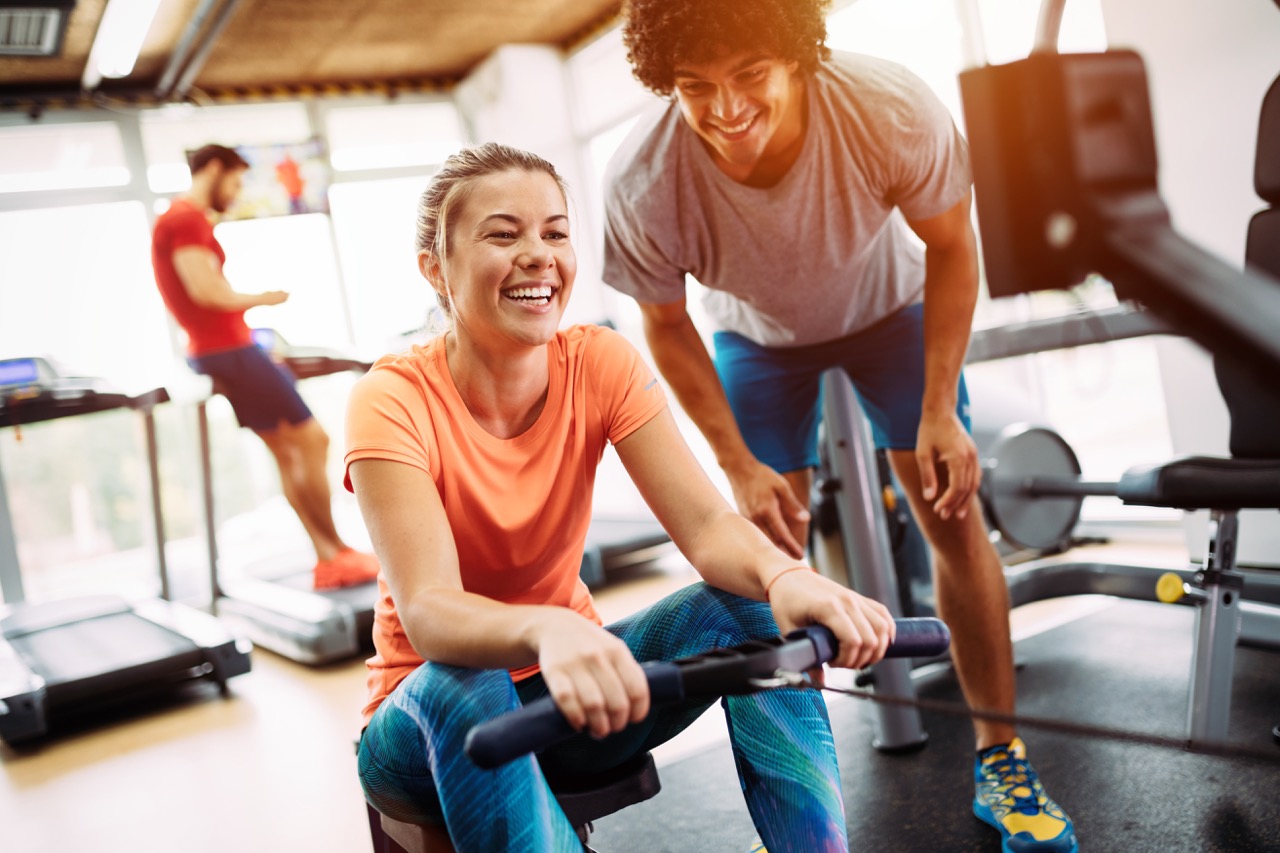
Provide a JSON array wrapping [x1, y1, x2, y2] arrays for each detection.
[[767, 568, 895, 671], [533, 610, 651, 739]]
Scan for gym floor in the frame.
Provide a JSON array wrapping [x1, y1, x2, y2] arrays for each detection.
[[0, 535, 1197, 853]]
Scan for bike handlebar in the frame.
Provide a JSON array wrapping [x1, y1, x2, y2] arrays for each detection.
[[464, 617, 950, 770]]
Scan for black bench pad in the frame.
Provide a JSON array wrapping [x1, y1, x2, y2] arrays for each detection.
[[1117, 455, 1280, 510]]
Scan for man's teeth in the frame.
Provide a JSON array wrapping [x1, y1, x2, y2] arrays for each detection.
[[505, 286, 553, 301], [720, 117, 752, 134]]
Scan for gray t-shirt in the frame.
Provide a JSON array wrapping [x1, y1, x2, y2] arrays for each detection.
[[602, 51, 971, 348]]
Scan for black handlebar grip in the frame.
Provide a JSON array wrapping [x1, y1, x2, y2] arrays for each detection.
[[886, 616, 951, 658], [465, 618, 949, 770], [793, 617, 950, 664], [464, 660, 682, 770]]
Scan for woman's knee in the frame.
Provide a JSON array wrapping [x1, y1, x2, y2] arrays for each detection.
[[361, 665, 515, 785], [657, 583, 778, 646], [390, 665, 516, 739]]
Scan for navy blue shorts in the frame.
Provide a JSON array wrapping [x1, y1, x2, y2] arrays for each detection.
[[713, 302, 971, 473], [189, 344, 312, 432]]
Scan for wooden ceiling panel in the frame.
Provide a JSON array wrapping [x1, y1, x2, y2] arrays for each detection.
[[0, 0, 620, 105], [193, 0, 618, 89]]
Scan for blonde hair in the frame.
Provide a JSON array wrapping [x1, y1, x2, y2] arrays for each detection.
[[415, 142, 568, 318]]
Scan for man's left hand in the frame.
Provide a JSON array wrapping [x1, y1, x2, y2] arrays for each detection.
[[915, 412, 980, 521]]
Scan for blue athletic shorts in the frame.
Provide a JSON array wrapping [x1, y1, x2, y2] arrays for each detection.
[[188, 344, 313, 432], [713, 302, 971, 473]]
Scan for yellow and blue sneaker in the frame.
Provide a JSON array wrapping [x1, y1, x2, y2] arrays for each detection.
[[973, 738, 1077, 853]]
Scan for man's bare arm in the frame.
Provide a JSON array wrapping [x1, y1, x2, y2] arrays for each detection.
[[172, 246, 288, 311], [905, 191, 982, 518], [639, 299, 809, 557], [639, 299, 753, 472]]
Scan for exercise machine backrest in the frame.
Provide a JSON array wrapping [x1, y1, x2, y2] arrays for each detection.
[[1214, 68, 1280, 459], [959, 50, 1280, 378]]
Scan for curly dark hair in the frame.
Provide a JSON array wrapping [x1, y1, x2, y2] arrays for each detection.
[[622, 0, 833, 97]]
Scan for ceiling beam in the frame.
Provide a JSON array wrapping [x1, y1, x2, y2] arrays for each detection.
[[153, 0, 243, 102]]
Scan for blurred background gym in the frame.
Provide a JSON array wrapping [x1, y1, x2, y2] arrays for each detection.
[[1, 1, 1278, 851]]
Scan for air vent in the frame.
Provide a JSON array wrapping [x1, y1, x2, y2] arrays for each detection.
[[0, 1, 75, 57]]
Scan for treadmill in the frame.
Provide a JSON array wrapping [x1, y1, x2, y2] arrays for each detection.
[[578, 514, 672, 589], [200, 330, 381, 666], [0, 357, 252, 746]]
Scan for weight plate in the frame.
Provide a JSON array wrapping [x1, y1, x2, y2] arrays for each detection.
[[981, 424, 1084, 551]]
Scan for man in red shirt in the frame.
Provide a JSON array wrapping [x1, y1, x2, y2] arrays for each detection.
[[152, 143, 378, 589]]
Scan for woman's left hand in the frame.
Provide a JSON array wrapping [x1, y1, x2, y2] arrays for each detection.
[[766, 569, 895, 670]]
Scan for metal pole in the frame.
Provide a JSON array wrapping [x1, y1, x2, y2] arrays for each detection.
[[0, 445, 25, 604], [170, 0, 244, 101], [1033, 0, 1068, 54], [953, 0, 990, 70], [1188, 511, 1243, 743], [153, 0, 222, 100], [819, 369, 929, 751], [142, 405, 171, 601], [198, 400, 220, 612]]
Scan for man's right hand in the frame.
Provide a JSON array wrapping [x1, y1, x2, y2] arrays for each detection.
[[258, 290, 289, 306], [725, 457, 810, 559]]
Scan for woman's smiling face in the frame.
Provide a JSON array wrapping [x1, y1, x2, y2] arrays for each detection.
[[422, 167, 576, 351]]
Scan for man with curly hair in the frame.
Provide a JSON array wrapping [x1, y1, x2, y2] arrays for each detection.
[[602, 1, 1077, 851]]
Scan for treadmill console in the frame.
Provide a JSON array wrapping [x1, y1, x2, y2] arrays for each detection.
[[0, 357, 52, 394], [252, 327, 372, 380], [0, 357, 108, 405], [0, 358, 159, 429]]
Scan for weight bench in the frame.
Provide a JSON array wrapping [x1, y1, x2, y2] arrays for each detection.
[[977, 421, 1280, 744], [364, 750, 661, 852], [1116, 456, 1280, 742]]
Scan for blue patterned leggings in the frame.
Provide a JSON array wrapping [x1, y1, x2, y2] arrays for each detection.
[[358, 583, 848, 852]]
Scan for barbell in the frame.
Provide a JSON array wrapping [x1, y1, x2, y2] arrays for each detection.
[[979, 424, 1122, 552]]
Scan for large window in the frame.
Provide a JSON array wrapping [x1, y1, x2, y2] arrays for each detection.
[[0, 201, 187, 603], [0, 121, 130, 194], [328, 176, 436, 352], [0, 202, 170, 391], [213, 212, 353, 347], [325, 102, 465, 172]]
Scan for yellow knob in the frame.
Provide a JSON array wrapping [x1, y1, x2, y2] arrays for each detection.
[[1156, 572, 1186, 604], [882, 485, 897, 512]]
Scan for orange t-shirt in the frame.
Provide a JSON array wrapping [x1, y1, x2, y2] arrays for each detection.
[[344, 325, 667, 723]]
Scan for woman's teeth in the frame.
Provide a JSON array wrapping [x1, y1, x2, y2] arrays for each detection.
[[504, 286, 553, 304]]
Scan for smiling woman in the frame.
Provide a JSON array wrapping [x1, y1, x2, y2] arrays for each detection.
[[342, 141, 896, 851], [424, 169, 574, 351]]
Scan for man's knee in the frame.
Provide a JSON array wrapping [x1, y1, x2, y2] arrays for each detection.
[[260, 417, 326, 454], [919, 504, 1000, 574], [291, 417, 330, 455]]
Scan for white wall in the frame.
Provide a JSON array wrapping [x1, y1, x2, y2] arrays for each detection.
[[452, 43, 610, 326], [1101, 0, 1280, 564]]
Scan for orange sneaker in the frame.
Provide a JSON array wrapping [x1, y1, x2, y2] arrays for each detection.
[[313, 548, 381, 590]]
